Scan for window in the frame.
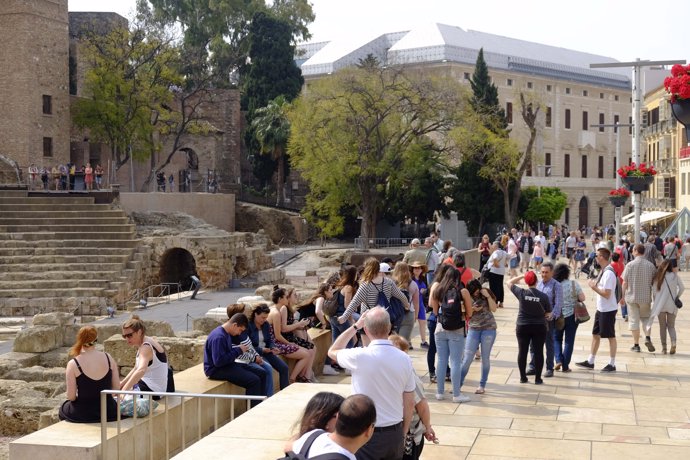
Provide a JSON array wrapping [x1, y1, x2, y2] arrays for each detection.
[[566, 87, 571, 95], [614, 114, 620, 133], [581, 155, 587, 178], [545, 152, 552, 167], [615, 95, 619, 101], [565, 207, 570, 225], [629, 116, 633, 135], [613, 157, 617, 179], [42, 95, 52, 115], [564, 154, 570, 177], [583, 90, 588, 97], [546, 107, 552, 127], [507, 78, 513, 86], [506, 102, 513, 124], [598, 156, 604, 178], [599, 207, 603, 226], [43, 137, 53, 157], [565, 109, 571, 129], [546, 84, 552, 92], [600, 92, 604, 99], [527, 81, 533, 89], [582, 111, 588, 130], [599, 113, 605, 132], [463, 72, 470, 80], [683, 173, 686, 195]]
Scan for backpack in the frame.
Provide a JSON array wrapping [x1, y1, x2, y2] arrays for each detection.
[[278, 429, 349, 460], [439, 286, 465, 331], [374, 281, 405, 327], [322, 289, 341, 317]]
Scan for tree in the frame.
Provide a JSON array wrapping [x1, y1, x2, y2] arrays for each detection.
[[250, 96, 291, 206], [147, 0, 314, 87], [448, 160, 504, 236], [357, 53, 381, 70], [470, 48, 507, 127], [288, 66, 469, 239], [519, 187, 568, 228]]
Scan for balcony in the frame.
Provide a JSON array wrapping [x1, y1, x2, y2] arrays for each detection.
[[643, 118, 677, 137], [681, 146, 690, 160], [656, 157, 677, 174], [642, 197, 676, 211]]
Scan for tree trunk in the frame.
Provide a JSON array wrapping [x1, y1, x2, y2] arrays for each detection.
[[509, 179, 523, 227], [501, 184, 513, 228], [275, 148, 284, 207], [359, 197, 378, 248]]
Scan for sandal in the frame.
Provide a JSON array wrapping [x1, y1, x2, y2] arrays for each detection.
[[475, 387, 485, 394]]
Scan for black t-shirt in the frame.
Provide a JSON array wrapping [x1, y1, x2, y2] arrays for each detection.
[[510, 285, 551, 326]]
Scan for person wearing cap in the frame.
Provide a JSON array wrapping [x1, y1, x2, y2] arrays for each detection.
[[379, 262, 392, 275], [507, 271, 552, 384], [403, 239, 428, 266]]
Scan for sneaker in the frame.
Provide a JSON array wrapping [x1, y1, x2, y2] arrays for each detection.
[[554, 363, 562, 371], [544, 370, 554, 378], [575, 360, 594, 369], [662, 347, 668, 354], [322, 365, 339, 376], [435, 393, 444, 400], [420, 342, 429, 349], [601, 364, 616, 372], [429, 373, 437, 383], [644, 339, 655, 352], [535, 379, 544, 385], [670, 345, 677, 355], [330, 362, 345, 371], [525, 368, 536, 376], [520, 377, 529, 384], [452, 394, 471, 403], [562, 367, 572, 373], [630, 344, 641, 352], [624, 316, 629, 322]]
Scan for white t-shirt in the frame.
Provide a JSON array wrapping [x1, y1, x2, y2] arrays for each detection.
[[335, 339, 416, 427], [566, 236, 577, 249], [596, 268, 618, 313], [291, 430, 356, 460], [507, 239, 518, 258], [488, 250, 507, 275]]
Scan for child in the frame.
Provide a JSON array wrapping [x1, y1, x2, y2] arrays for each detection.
[[533, 241, 544, 270]]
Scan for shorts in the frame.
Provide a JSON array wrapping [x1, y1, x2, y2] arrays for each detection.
[[626, 302, 651, 330], [509, 257, 520, 268], [592, 310, 617, 338], [533, 257, 543, 264], [566, 248, 574, 259], [670, 259, 678, 268]]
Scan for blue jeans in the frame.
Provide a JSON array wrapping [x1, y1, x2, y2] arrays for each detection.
[[207, 363, 266, 407], [427, 315, 437, 375], [460, 329, 497, 388], [249, 362, 275, 397], [261, 353, 289, 391], [554, 314, 579, 370], [329, 317, 354, 348], [435, 326, 465, 397]]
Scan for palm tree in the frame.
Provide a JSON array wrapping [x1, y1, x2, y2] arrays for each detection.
[[250, 95, 291, 206]]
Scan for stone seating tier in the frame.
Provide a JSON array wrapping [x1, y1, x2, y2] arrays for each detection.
[[0, 191, 144, 315]]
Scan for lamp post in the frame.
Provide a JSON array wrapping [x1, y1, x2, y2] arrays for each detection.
[[591, 122, 634, 243], [590, 58, 685, 244]]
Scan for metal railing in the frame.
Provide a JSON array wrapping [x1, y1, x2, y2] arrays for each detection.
[[353, 238, 418, 250], [100, 389, 266, 460], [125, 283, 182, 307]]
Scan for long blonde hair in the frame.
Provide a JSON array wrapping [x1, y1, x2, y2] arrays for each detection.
[[392, 262, 411, 288], [359, 258, 380, 283]]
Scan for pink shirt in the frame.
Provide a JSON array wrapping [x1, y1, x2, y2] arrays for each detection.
[[533, 246, 544, 258]]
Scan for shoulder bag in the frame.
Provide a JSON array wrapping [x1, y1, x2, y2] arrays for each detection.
[[572, 280, 590, 323], [664, 275, 683, 309]]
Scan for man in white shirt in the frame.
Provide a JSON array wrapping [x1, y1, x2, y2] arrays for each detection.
[[576, 248, 618, 372], [329, 307, 416, 460], [291, 394, 376, 460]]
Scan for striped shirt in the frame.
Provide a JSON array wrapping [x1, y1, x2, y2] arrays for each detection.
[[340, 277, 409, 320]]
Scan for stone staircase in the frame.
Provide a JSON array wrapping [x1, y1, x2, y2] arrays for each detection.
[[0, 191, 144, 315]]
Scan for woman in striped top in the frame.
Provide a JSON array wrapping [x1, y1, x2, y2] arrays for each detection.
[[337, 258, 409, 328]]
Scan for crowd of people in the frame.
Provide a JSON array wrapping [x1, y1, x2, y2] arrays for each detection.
[[27, 162, 104, 191]]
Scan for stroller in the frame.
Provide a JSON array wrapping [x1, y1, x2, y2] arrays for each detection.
[[577, 251, 600, 279]]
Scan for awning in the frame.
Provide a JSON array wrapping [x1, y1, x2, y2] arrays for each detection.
[[621, 210, 676, 226]]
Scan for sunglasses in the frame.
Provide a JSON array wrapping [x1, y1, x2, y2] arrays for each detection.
[[122, 332, 135, 339]]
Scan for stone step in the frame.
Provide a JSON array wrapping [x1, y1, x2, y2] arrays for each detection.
[[0, 270, 122, 281], [0, 217, 130, 225], [0, 247, 136, 257], [0, 203, 111, 212], [0, 210, 126, 218], [0, 239, 140, 248], [0, 196, 94, 204], [0, 261, 125, 272], [0, 288, 107, 298], [0, 231, 135, 241], [0, 224, 135, 233], [0, 190, 28, 197], [0, 279, 110, 291]]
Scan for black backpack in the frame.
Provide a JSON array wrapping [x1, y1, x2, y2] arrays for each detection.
[[278, 430, 350, 460], [439, 285, 464, 331]]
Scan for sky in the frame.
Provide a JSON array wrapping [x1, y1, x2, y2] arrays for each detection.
[[68, 0, 687, 65]]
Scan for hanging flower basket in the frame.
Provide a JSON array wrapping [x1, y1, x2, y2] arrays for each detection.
[[664, 63, 690, 143], [622, 175, 654, 192], [671, 99, 690, 143], [608, 196, 628, 207]]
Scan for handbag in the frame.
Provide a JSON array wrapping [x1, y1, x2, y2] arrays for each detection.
[[663, 276, 683, 309], [572, 280, 590, 323], [120, 395, 158, 417]]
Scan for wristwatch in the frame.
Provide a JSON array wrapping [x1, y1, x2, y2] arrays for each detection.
[[352, 324, 360, 332]]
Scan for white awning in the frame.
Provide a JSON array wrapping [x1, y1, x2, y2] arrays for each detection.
[[621, 210, 676, 226]]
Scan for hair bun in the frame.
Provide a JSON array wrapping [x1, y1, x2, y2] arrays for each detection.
[[272, 285, 280, 291]]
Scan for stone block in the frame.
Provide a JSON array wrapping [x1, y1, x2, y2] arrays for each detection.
[[145, 320, 175, 337], [192, 317, 222, 334], [13, 326, 62, 353], [32, 312, 75, 327], [93, 324, 122, 342], [39, 348, 71, 368], [38, 408, 60, 430], [61, 324, 80, 347]]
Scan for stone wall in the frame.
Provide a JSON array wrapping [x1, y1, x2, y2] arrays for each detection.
[[235, 202, 308, 244]]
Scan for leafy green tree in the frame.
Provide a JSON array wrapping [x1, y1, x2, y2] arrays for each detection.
[[356, 53, 381, 70], [288, 66, 469, 239], [250, 96, 291, 206], [448, 160, 504, 235], [470, 48, 507, 128], [518, 187, 568, 228]]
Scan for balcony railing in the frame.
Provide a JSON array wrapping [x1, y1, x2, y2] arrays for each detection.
[[642, 197, 676, 211], [656, 157, 677, 173]]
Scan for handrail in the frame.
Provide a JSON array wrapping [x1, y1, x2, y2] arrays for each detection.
[[125, 282, 182, 307], [100, 389, 266, 460]]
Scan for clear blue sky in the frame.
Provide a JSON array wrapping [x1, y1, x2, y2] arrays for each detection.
[[69, 0, 687, 64]]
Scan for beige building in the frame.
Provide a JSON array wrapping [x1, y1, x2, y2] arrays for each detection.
[[297, 23, 635, 230]]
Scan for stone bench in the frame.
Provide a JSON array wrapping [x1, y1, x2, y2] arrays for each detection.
[[281, 327, 332, 378], [9, 363, 252, 460]]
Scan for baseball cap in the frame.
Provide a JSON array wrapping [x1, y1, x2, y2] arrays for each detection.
[[379, 262, 391, 273], [524, 271, 537, 286]]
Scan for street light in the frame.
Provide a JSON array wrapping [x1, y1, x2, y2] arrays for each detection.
[[590, 58, 686, 244]]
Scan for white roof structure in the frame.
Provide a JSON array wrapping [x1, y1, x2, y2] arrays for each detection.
[[298, 23, 631, 89]]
